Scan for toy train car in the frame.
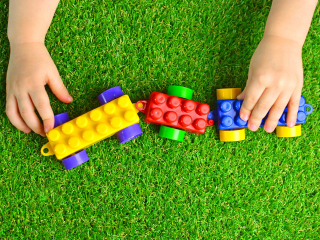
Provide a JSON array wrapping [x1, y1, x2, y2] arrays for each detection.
[[41, 86, 143, 170]]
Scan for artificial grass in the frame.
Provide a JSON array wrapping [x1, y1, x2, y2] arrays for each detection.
[[0, 0, 320, 238]]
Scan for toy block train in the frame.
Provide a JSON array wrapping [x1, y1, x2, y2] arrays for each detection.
[[208, 88, 313, 141], [40, 87, 143, 170]]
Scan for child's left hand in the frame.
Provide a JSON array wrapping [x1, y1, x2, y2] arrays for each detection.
[[237, 35, 303, 133]]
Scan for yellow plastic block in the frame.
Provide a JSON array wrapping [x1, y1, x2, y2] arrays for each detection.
[[41, 95, 139, 160], [216, 88, 241, 100], [276, 125, 301, 137], [219, 129, 245, 141]]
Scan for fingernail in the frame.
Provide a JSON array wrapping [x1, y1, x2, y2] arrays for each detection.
[[68, 96, 73, 102], [288, 122, 294, 128], [241, 113, 249, 121], [264, 126, 273, 133], [44, 126, 51, 133], [249, 124, 258, 131], [23, 129, 31, 134]]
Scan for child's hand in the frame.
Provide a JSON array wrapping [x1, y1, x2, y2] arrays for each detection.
[[237, 35, 303, 133], [6, 43, 72, 136]]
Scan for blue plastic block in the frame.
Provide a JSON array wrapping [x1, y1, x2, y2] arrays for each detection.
[[208, 95, 313, 130]]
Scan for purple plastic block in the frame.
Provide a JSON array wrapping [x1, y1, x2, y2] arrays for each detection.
[[54, 112, 70, 128], [98, 86, 124, 105], [116, 123, 143, 144], [62, 150, 89, 170]]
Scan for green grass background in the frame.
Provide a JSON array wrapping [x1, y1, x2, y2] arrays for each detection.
[[1, 0, 320, 238]]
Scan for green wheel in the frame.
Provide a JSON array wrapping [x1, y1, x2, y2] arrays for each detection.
[[159, 126, 186, 141], [167, 86, 193, 100]]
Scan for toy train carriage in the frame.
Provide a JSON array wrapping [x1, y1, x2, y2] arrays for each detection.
[[208, 88, 313, 142], [41, 86, 143, 170], [136, 86, 213, 141]]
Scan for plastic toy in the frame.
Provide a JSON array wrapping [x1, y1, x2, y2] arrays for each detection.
[[208, 88, 313, 141], [40, 86, 143, 170], [136, 86, 213, 141]]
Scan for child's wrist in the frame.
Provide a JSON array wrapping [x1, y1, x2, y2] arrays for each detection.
[[9, 39, 45, 48], [263, 33, 304, 48], [262, 34, 304, 49], [8, 31, 45, 46]]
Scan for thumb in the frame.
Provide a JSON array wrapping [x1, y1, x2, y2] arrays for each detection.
[[48, 70, 73, 103]]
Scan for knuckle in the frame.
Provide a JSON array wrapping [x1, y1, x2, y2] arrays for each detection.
[[35, 101, 48, 111], [20, 109, 31, 119], [266, 117, 279, 125], [257, 76, 267, 86], [273, 104, 286, 112], [289, 99, 300, 109], [249, 115, 262, 124], [257, 102, 270, 112], [275, 79, 285, 89], [57, 83, 66, 93], [254, 73, 270, 86], [245, 96, 257, 106]]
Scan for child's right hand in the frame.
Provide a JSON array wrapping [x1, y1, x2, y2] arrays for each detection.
[[6, 43, 73, 136], [237, 35, 303, 133]]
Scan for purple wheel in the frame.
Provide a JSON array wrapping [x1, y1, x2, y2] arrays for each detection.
[[98, 86, 124, 105], [116, 123, 143, 144], [54, 112, 70, 128], [62, 150, 89, 170]]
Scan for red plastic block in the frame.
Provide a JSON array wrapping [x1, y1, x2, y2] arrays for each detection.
[[137, 92, 212, 134]]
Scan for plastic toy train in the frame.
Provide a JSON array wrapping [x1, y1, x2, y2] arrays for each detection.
[[208, 88, 313, 141], [41, 87, 143, 170], [40, 86, 314, 170], [136, 86, 213, 141]]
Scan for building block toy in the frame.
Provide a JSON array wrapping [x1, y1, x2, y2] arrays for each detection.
[[136, 85, 213, 141], [208, 88, 313, 141], [40, 86, 143, 170]]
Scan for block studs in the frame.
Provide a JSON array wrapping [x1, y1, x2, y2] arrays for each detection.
[[68, 137, 80, 148], [150, 108, 163, 120], [82, 130, 94, 142], [62, 123, 74, 135], [110, 117, 122, 128], [221, 116, 233, 127], [167, 97, 181, 109], [90, 109, 102, 121], [76, 116, 88, 128], [220, 101, 232, 113], [104, 103, 116, 115], [182, 100, 195, 112], [54, 144, 66, 155], [47, 129, 60, 141], [124, 110, 137, 122], [164, 111, 178, 123], [196, 104, 210, 116], [179, 115, 192, 127], [194, 119, 206, 130], [153, 93, 166, 105], [96, 124, 108, 135], [118, 96, 129, 108]]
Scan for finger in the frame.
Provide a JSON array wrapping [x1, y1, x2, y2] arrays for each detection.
[[47, 69, 73, 103], [6, 95, 31, 133], [237, 68, 253, 100], [17, 94, 45, 136], [29, 87, 55, 133], [248, 88, 280, 131], [264, 92, 292, 132], [237, 88, 246, 100], [286, 87, 303, 128], [238, 77, 265, 122]]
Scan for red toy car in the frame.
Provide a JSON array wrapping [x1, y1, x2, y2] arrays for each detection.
[[136, 86, 213, 141]]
